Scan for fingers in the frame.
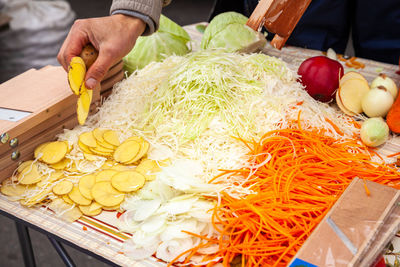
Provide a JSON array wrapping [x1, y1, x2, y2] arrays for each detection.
[[84, 48, 116, 89], [57, 20, 89, 71]]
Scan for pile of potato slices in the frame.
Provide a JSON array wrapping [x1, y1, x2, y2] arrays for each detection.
[[1, 128, 161, 221]]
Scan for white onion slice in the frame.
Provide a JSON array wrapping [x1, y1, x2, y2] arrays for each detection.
[[156, 238, 193, 262], [122, 239, 158, 260], [134, 199, 162, 221], [141, 214, 167, 233]]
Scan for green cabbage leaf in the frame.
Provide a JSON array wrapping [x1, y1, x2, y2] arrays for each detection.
[[123, 15, 190, 74], [201, 12, 266, 53]]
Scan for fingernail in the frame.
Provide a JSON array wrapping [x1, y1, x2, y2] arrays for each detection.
[[86, 78, 97, 89]]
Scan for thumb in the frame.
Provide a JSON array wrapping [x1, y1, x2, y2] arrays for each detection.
[[84, 51, 114, 89]]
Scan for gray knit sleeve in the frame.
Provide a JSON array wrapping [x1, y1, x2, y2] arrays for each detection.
[[110, 0, 167, 35]]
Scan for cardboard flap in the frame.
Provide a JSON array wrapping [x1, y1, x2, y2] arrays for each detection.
[[291, 178, 400, 267]]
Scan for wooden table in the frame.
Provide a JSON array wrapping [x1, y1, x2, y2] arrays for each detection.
[[1, 23, 399, 267]]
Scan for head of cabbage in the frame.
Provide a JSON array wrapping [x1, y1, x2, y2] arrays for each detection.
[[123, 15, 191, 74], [201, 12, 266, 53]]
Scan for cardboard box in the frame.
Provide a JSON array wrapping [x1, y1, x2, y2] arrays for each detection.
[[290, 178, 400, 266]]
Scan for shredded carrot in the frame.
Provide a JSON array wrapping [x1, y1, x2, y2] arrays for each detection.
[[82, 226, 87, 231], [337, 54, 347, 62], [173, 122, 400, 266], [387, 151, 400, 158], [363, 179, 371, 196], [325, 117, 344, 136]]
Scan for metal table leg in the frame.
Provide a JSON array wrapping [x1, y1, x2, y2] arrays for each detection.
[[1, 210, 118, 266], [15, 222, 37, 267], [48, 236, 76, 267]]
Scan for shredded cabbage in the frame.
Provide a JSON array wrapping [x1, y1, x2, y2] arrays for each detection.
[[51, 50, 374, 265]]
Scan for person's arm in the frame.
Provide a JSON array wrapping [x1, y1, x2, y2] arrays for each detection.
[[57, 0, 170, 90], [110, 0, 171, 36]]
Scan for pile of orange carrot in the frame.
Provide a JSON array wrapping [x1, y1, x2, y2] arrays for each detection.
[[170, 120, 400, 267]]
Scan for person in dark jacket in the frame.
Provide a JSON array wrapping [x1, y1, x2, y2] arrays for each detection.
[[58, 0, 399, 90], [211, 0, 400, 65]]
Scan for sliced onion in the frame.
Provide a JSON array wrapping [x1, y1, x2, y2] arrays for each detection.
[[141, 214, 167, 233], [160, 219, 197, 241], [158, 196, 198, 215], [122, 239, 158, 260], [117, 210, 140, 233], [134, 199, 162, 221], [131, 230, 160, 247], [187, 210, 212, 222], [156, 238, 193, 262], [197, 243, 220, 255]]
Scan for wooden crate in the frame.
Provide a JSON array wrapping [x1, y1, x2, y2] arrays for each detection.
[[0, 66, 100, 180]]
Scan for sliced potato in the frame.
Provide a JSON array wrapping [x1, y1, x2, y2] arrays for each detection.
[[68, 186, 92, 206], [79, 202, 102, 216], [136, 159, 160, 181], [68, 56, 86, 95], [83, 152, 99, 161], [100, 160, 115, 169], [77, 96, 89, 126], [37, 170, 64, 186], [78, 140, 93, 154], [95, 169, 118, 183], [103, 130, 120, 146], [37, 171, 64, 187], [111, 171, 145, 192], [62, 194, 74, 204], [336, 90, 357, 116], [1, 182, 28, 197], [91, 145, 114, 154], [102, 204, 120, 211], [89, 147, 113, 157], [97, 140, 115, 150], [65, 162, 79, 173], [17, 160, 34, 173], [49, 198, 82, 222], [20, 187, 52, 207], [113, 140, 141, 164], [125, 136, 143, 143], [89, 201, 103, 212], [110, 164, 132, 171], [79, 132, 97, 148], [80, 84, 92, 111], [51, 158, 71, 170], [40, 141, 68, 164], [34, 142, 50, 159], [126, 141, 149, 164], [340, 71, 368, 87], [78, 174, 96, 200], [91, 181, 125, 207], [52, 180, 74, 195], [93, 128, 106, 143], [339, 79, 370, 114], [18, 164, 42, 185]]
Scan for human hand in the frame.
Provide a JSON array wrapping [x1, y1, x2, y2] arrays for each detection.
[[58, 14, 145, 89]]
